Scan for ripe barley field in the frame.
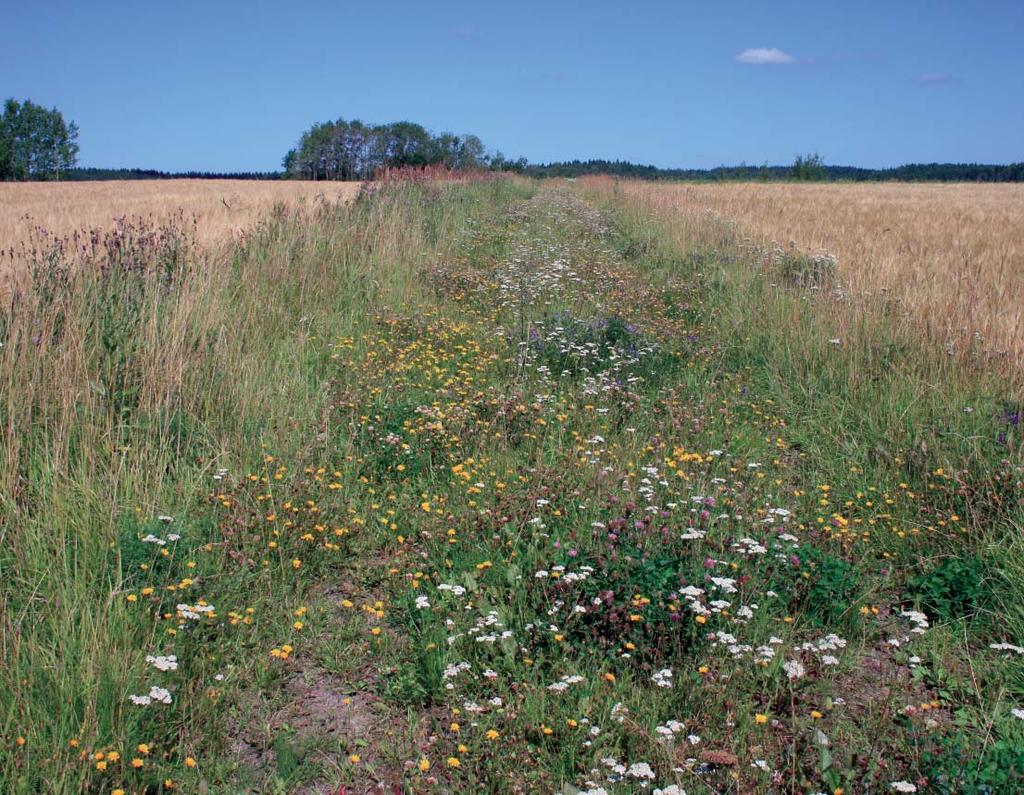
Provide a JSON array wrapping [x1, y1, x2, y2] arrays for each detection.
[[1, 177, 1022, 794], [0, 179, 361, 289], [587, 178, 1024, 379]]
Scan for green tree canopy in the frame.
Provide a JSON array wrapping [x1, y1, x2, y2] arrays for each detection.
[[0, 98, 79, 180], [282, 118, 495, 180], [791, 152, 827, 181]]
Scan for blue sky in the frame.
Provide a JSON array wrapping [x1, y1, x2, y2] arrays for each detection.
[[3, 0, 1022, 171]]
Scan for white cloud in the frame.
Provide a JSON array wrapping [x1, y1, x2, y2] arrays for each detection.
[[735, 47, 795, 65]]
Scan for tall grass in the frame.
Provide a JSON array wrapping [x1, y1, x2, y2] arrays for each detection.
[[0, 178, 530, 791]]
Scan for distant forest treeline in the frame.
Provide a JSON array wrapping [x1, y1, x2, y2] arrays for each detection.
[[524, 159, 1024, 182], [62, 168, 284, 181], [62, 160, 1024, 183], [5, 97, 1022, 184]]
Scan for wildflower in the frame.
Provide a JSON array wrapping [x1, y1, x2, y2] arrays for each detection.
[[185, 757, 197, 768], [485, 729, 499, 740], [783, 660, 806, 680], [447, 757, 461, 768], [349, 754, 361, 763], [418, 757, 430, 772], [754, 713, 768, 724], [603, 672, 616, 682], [890, 783, 917, 793], [132, 758, 144, 768], [137, 743, 150, 754], [146, 654, 178, 672], [627, 762, 655, 780]]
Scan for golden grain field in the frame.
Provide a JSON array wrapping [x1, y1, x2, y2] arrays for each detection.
[[0, 178, 361, 255], [588, 178, 1024, 377]]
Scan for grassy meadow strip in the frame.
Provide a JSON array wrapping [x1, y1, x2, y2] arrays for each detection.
[[2, 177, 1022, 794], [0, 179, 533, 792]]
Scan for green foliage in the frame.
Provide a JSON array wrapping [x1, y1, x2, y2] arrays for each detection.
[[921, 729, 1024, 793], [773, 545, 862, 627], [283, 117, 498, 180], [907, 555, 995, 622], [0, 97, 79, 180], [791, 152, 827, 181], [805, 549, 861, 625]]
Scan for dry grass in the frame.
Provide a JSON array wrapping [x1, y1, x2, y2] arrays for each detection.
[[0, 179, 361, 283], [585, 178, 1024, 377]]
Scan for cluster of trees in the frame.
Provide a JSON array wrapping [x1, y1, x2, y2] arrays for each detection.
[[282, 118, 524, 180], [0, 98, 79, 180], [526, 157, 1024, 183], [790, 153, 827, 181]]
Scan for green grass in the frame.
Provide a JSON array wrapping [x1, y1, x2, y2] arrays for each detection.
[[2, 178, 1022, 794]]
